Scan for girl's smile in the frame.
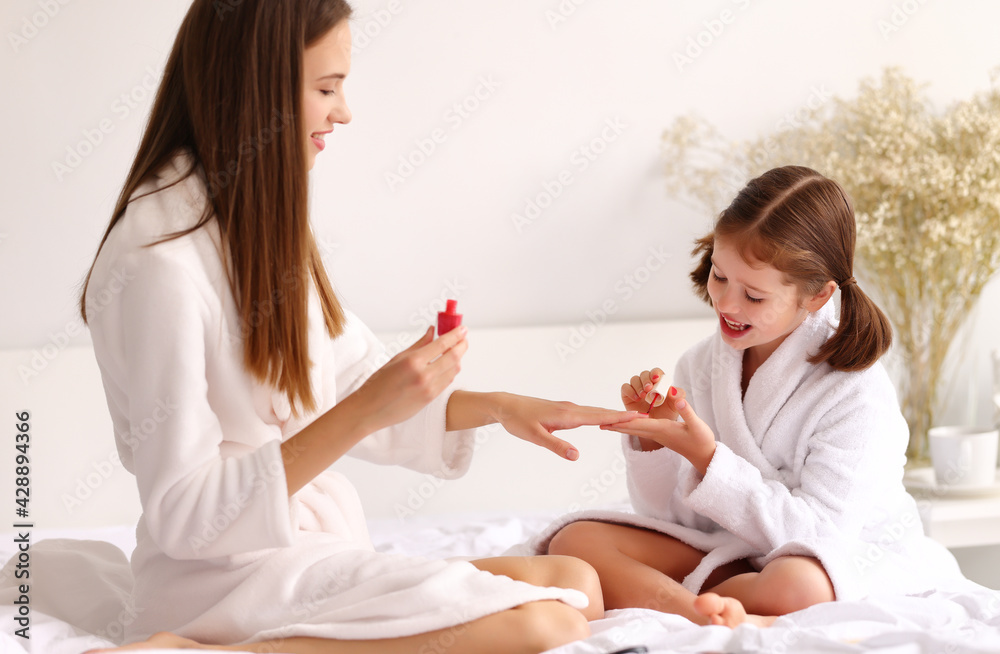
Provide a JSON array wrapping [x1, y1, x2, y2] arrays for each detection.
[[707, 236, 815, 364]]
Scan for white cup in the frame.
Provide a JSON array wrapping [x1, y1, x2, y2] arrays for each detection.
[[929, 426, 999, 488]]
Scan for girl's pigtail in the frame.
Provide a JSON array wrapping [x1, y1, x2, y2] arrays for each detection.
[[689, 232, 715, 306], [811, 280, 893, 372]]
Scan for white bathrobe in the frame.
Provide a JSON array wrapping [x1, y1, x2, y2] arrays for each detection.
[[519, 302, 963, 602], [85, 150, 585, 645]]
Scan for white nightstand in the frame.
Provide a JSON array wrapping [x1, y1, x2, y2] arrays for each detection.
[[913, 493, 1000, 548], [907, 472, 1000, 589]]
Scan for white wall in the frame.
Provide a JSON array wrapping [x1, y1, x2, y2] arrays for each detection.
[[1, 3, 998, 452]]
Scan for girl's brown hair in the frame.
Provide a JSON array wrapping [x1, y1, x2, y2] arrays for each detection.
[[690, 165, 892, 372], [79, 0, 353, 417]]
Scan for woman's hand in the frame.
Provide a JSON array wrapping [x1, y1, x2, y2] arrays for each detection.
[[281, 326, 467, 497], [447, 391, 638, 462], [351, 325, 469, 433], [492, 393, 639, 461], [601, 386, 717, 476]]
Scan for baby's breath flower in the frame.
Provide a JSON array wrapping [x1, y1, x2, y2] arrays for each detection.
[[661, 67, 1000, 462]]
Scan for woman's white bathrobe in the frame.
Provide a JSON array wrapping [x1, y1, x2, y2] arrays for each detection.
[[85, 150, 585, 645], [519, 303, 963, 602]]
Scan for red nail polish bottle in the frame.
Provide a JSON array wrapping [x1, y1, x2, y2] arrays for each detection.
[[437, 299, 463, 336]]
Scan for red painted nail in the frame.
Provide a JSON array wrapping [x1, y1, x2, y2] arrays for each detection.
[[670, 386, 677, 396]]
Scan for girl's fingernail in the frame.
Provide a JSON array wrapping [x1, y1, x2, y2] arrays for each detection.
[[566, 448, 579, 461], [652, 373, 660, 380], [676, 399, 687, 410], [670, 386, 677, 396]]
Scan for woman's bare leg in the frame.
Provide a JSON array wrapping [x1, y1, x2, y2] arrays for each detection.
[[468, 555, 605, 620], [84, 599, 589, 654], [547, 520, 772, 627]]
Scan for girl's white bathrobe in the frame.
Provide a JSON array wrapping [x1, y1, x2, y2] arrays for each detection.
[[85, 150, 586, 645], [520, 303, 963, 602]]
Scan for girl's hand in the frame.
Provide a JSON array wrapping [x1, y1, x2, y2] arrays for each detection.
[[621, 368, 686, 450], [601, 387, 717, 475], [352, 325, 468, 432], [492, 393, 638, 461]]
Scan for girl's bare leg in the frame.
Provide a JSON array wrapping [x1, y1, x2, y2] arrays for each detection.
[[84, 599, 588, 654], [547, 520, 774, 627], [703, 555, 835, 617]]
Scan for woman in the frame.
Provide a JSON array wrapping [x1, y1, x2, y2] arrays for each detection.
[[80, 1, 634, 652]]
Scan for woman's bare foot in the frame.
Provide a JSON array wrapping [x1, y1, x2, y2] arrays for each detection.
[[83, 630, 221, 652], [693, 592, 777, 628]]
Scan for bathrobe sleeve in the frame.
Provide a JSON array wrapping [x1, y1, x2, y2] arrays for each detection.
[[679, 374, 884, 552], [115, 250, 296, 560], [321, 312, 477, 480], [623, 348, 720, 532]]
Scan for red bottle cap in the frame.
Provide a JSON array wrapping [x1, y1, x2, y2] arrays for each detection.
[[437, 299, 463, 336]]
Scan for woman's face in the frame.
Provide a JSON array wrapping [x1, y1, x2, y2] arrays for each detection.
[[302, 20, 353, 170]]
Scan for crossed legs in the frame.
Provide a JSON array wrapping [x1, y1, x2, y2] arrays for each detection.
[[547, 521, 835, 627], [84, 555, 601, 654]]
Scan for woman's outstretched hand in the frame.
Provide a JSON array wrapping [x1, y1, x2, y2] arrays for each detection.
[[491, 394, 639, 461], [352, 325, 469, 433]]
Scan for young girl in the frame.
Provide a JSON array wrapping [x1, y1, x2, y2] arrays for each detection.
[[79, 1, 637, 652], [546, 165, 964, 627]]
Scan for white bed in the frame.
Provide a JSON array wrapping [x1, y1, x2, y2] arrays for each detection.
[[2, 511, 1000, 654], [2, 319, 999, 653]]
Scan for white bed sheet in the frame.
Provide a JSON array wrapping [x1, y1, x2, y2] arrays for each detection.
[[2, 510, 999, 654]]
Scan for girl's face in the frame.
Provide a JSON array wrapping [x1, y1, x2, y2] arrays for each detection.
[[302, 20, 353, 170], [707, 236, 832, 363]]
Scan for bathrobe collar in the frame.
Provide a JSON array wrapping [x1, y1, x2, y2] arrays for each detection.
[[710, 299, 837, 470]]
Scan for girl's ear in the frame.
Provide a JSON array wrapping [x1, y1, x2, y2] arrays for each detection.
[[804, 280, 838, 312]]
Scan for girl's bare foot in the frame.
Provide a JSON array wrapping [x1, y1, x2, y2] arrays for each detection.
[[83, 630, 221, 652], [693, 592, 777, 628]]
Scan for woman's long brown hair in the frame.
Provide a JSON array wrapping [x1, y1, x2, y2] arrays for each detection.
[[690, 165, 893, 372], [79, 0, 352, 418]]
